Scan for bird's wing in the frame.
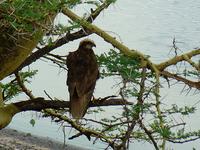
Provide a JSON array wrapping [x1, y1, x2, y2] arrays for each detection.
[[67, 51, 98, 97], [66, 51, 99, 118], [66, 52, 76, 97]]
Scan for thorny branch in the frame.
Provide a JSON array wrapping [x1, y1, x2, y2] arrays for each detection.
[[156, 49, 200, 71], [161, 70, 200, 90], [139, 120, 159, 150], [168, 137, 200, 144], [134, 67, 159, 150], [44, 109, 118, 149], [15, 72, 35, 99], [59, 5, 200, 149], [0, 1, 199, 149], [13, 0, 113, 73]]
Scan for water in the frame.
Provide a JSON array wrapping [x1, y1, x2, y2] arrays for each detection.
[[6, 0, 200, 149]]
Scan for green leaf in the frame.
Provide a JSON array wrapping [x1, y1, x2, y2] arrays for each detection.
[[30, 119, 36, 127]]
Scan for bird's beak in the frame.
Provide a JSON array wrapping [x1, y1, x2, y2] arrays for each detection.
[[93, 43, 96, 47]]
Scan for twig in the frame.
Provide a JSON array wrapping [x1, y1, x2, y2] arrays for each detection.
[[42, 55, 67, 70], [44, 109, 117, 149], [62, 126, 66, 147], [68, 132, 83, 140], [61, 6, 159, 75], [182, 54, 200, 72], [13, 0, 113, 73], [15, 72, 34, 99], [44, 90, 54, 100], [168, 137, 200, 144], [139, 120, 159, 150], [89, 98, 133, 107], [161, 70, 200, 89], [157, 49, 200, 71]]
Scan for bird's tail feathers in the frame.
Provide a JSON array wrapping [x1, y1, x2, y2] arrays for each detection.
[[70, 95, 89, 119]]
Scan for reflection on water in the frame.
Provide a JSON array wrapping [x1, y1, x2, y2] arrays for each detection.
[[8, 0, 200, 149]]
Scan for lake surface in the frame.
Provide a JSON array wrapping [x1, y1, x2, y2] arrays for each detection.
[[7, 0, 200, 149]]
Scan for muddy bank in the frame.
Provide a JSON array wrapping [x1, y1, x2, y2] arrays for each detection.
[[0, 128, 90, 150]]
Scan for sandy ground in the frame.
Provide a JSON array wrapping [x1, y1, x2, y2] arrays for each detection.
[[0, 128, 90, 150]]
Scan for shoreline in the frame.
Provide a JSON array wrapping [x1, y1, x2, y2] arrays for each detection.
[[0, 128, 90, 150]]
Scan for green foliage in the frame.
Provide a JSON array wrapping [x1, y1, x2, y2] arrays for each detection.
[[64, 0, 82, 9], [122, 104, 142, 119], [53, 22, 81, 35], [18, 70, 38, 83], [98, 49, 141, 80], [183, 69, 200, 79], [1, 70, 37, 101], [0, 0, 60, 33], [1, 81, 20, 101], [171, 129, 200, 142], [108, 0, 117, 3], [96, 48, 200, 147], [30, 118, 36, 127], [150, 120, 172, 138], [166, 104, 196, 115], [0, 0, 98, 35]]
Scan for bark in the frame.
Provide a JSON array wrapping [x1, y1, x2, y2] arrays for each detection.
[[0, 97, 132, 129], [0, 1, 57, 129], [0, 31, 43, 80], [0, 3, 57, 80]]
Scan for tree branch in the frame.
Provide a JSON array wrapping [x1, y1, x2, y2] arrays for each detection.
[[13, 0, 113, 73], [160, 70, 200, 89], [44, 109, 117, 149], [14, 98, 68, 111], [13, 98, 133, 112], [0, 97, 132, 130], [156, 49, 200, 71], [139, 120, 159, 150], [61, 6, 159, 75], [168, 137, 200, 144], [0, 2, 57, 80], [15, 72, 35, 99]]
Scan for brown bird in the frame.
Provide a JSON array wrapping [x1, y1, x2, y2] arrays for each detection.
[[66, 39, 99, 119]]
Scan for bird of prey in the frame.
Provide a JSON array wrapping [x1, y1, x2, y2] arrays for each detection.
[[66, 39, 99, 119]]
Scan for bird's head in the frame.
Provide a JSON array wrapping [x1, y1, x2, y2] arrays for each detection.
[[79, 39, 96, 50]]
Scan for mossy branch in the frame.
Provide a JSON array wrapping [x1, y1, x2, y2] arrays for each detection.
[[61, 7, 165, 148], [156, 49, 200, 71], [61, 7, 158, 74]]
